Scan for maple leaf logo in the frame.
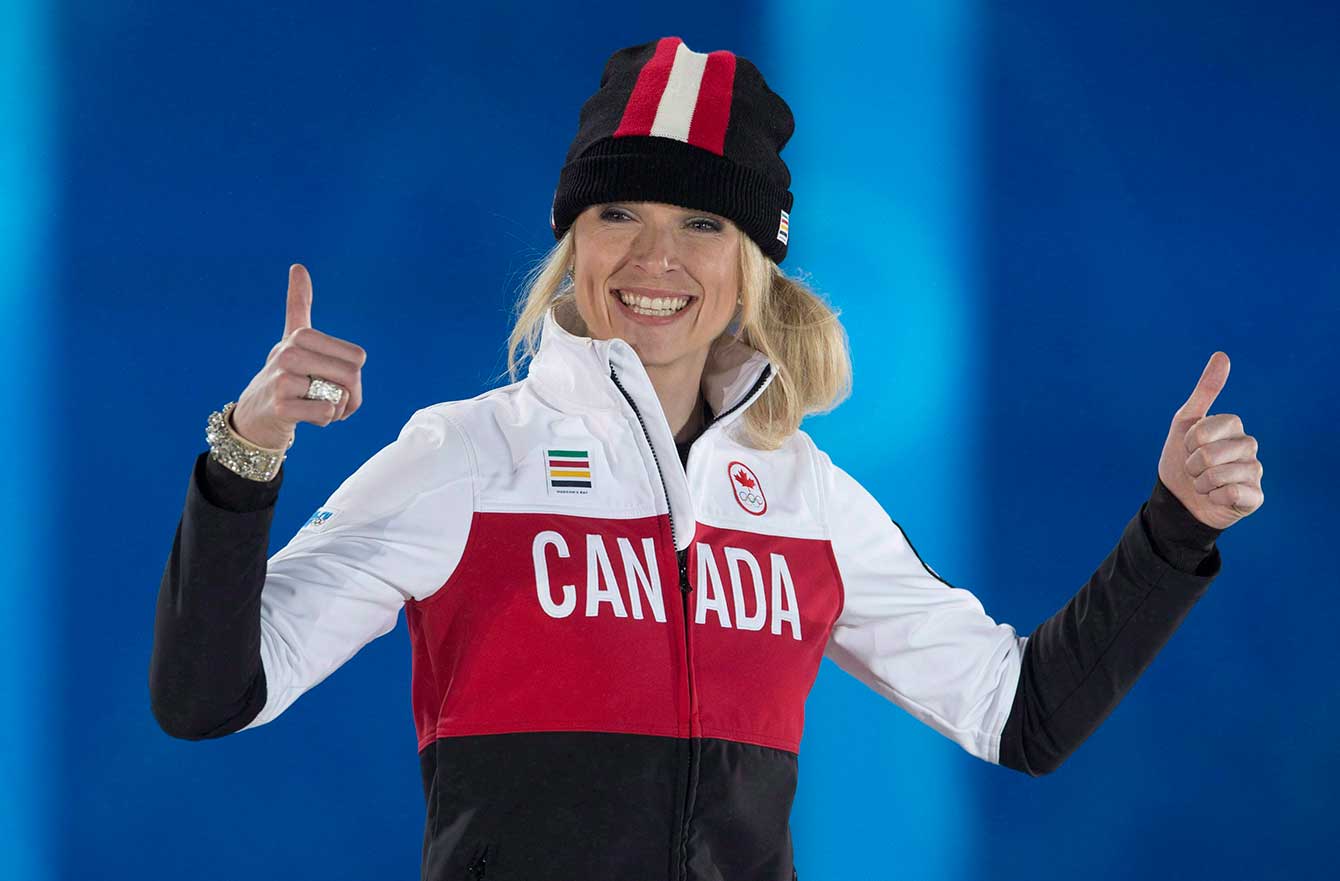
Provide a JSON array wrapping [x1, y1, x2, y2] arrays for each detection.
[[732, 468, 756, 490]]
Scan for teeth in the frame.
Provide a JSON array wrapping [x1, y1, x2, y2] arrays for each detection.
[[617, 290, 691, 315]]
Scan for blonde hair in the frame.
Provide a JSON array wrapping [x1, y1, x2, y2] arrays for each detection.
[[506, 227, 852, 450]]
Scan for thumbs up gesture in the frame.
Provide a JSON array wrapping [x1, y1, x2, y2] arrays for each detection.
[[230, 264, 368, 451], [1156, 352, 1264, 530]]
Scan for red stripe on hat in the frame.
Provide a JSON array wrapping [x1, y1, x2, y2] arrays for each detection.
[[614, 36, 682, 138], [687, 50, 736, 156]]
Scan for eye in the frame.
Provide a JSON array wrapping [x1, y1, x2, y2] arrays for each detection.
[[598, 206, 721, 232]]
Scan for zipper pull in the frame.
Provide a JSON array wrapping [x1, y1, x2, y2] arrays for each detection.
[[677, 546, 692, 593], [466, 843, 489, 878]]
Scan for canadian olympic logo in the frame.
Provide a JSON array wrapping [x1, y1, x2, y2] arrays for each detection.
[[727, 461, 767, 516]]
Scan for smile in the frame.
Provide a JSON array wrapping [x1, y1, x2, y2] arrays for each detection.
[[612, 288, 694, 322], [616, 289, 691, 315]]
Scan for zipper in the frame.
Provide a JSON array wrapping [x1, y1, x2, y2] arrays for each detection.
[[608, 361, 772, 881], [609, 365, 697, 881], [609, 365, 682, 556], [465, 842, 490, 878], [675, 549, 698, 881]]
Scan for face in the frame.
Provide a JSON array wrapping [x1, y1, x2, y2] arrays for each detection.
[[571, 201, 741, 372]]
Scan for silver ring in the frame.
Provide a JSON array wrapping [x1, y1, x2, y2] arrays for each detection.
[[303, 375, 345, 404]]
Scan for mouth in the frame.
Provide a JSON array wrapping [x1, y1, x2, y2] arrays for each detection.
[[610, 287, 696, 323]]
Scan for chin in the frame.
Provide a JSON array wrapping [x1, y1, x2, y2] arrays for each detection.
[[619, 331, 698, 366], [623, 337, 683, 366]]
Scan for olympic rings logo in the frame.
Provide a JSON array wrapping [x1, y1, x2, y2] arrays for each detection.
[[727, 461, 767, 516]]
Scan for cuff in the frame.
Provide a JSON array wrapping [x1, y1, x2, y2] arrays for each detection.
[[197, 451, 283, 513], [1142, 476, 1223, 576]]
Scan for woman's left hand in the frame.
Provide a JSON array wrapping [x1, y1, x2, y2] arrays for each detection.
[[1157, 351, 1264, 530]]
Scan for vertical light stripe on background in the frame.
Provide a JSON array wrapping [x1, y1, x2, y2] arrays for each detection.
[[759, 3, 981, 880], [0, 0, 53, 878]]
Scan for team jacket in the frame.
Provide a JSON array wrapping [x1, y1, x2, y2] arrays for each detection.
[[150, 303, 1224, 881]]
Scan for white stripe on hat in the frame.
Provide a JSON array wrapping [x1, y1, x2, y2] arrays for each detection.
[[649, 42, 708, 143]]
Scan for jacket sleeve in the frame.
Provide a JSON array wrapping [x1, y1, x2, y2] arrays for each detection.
[[819, 451, 1223, 774], [818, 453, 1026, 764], [997, 477, 1221, 776], [149, 407, 475, 739]]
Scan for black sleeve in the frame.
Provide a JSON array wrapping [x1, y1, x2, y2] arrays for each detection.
[[148, 451, 284, 740], [1143, 475, 1224, 575], [199, 451, 284, 513], [997, 476, 1223, 776]]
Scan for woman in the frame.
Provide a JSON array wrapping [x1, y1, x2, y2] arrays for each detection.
[[150, 36, 1263, 881]]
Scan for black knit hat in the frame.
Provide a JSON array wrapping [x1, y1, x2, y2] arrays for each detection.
[[550, 36, 795, 264]]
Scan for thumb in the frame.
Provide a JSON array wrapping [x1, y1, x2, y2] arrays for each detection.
[[284, 263, 313, 337], [1175, 351, 1231, 423]]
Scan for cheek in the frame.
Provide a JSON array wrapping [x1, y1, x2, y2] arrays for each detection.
[[693, 291, 737, 339], [702, 253, 739, 328], [567, 262, 594, 311], [575, 285, 607, 332]]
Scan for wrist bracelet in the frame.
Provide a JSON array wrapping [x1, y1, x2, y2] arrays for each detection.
[[205, 401, 291, 482]]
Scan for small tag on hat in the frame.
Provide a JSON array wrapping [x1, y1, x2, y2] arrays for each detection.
[[776, 208, 790, 245]]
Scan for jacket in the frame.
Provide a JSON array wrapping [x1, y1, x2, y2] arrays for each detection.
[[150, 302, 1224, 881]]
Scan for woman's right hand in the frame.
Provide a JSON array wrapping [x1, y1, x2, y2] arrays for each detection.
[[230, 264, 368, 451]]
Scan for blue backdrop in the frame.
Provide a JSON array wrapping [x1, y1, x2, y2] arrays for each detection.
[[13, 1, 1333, 878]]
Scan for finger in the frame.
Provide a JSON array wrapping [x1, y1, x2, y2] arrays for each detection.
[[339, 369, 363, 420], [323, 366, 360, 420], [322, 385, 353, 423], [284, 264, 313, 338], [332, 375, 362, 421], [273, 395, 341, 427], [286, 325, 368, 367], [1207, 482, 1263, 513], [274, 346, 361, 396], [1192, 460, 1262, 495], [1183, 412, 1245, 456], [1184, 427, 1255, 473], [277, 372, 351, 419], [283, 372, 356, 423], [1175, 351, 1230, 424]]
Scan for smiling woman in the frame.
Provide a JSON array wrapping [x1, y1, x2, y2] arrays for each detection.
[[152, 33, 1246, 881]]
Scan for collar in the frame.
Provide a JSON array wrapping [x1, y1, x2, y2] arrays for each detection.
[[527, 298, 775, 432]]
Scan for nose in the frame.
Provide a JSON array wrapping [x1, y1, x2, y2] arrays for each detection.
[[629, 217, 681, 275]]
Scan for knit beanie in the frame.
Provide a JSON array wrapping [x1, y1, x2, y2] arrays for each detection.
[[550, 36, 796, 264]]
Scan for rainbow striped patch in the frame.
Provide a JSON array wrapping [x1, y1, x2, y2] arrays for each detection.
[[547, 448, 593, 494], [776, 208, 790, 245]]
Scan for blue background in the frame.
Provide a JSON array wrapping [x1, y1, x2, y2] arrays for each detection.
[[7, 1, 1333, 878]]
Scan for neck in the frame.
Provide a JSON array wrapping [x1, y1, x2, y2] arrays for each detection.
[[644, 352, 708, 444]]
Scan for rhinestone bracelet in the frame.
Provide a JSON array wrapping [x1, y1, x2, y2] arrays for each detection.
[[205, 401, 292, 482]]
